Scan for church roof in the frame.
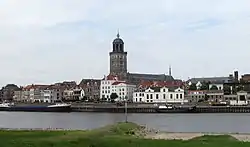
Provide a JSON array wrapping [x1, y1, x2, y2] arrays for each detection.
[[113, 38, 124, 44], [127, 73, 174, 81]]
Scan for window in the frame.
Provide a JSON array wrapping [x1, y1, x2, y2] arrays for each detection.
[[163, 94, 166, 99], [180, 94, 182, 99], [140, 98, 142, 102], [170, 94, 173, 99], [163, 89, 165, 92], [150, 94, 153, 99], [156, 94, 159, 99], [147, 94, 149, 99], [136, 93, 137, 97], [176, 94, 179, 99]]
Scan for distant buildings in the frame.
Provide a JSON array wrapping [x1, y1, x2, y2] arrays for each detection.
[[2, 31, 250, 105]]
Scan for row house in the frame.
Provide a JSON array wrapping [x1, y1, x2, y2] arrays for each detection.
[[206, 90, 224, 102], [63, 86, 85, 101], [13, 82, 83, 103], [40, 85, 65, 103], [133, 87, 187, 104], [100, 75, 136, 101], [18, 85, 49, 102], [79, 79, 100, 101], [186, 90, 206, 103], [186, 90, 224, 103]]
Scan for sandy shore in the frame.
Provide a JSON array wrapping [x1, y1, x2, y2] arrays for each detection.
[[144, 132, 250, 142], [137, 126, 250, 142]]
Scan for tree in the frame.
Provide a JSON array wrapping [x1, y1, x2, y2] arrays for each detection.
[[81, 96, 87, 101], [110, 93, 118, 103], [236, 85, 244, 92], [200, 82, 209, 90], [240, 79, 246, 84], [210, 85, 218, 90], [223, 85, 231, 94], [189, 83, 197, 90], [204, 94, 209, 101]]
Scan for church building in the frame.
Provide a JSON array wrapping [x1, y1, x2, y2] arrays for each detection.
[[109, 31, 175, 85]]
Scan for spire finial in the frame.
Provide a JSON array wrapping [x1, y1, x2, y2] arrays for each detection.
[[117, 29, 120, 38], [169, 65, 172, 76]]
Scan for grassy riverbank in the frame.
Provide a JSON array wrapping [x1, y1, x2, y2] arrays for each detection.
[[0, 122, 250, 147]]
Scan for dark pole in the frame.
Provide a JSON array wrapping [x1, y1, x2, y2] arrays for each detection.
[[125, 96, 128, 123]]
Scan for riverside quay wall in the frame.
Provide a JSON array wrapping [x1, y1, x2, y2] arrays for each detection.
[[71, 103, 250, 113]]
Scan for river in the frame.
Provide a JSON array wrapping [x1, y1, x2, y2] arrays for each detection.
[[1, 112, 250, 133]]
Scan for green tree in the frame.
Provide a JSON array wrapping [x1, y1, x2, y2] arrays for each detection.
[[210, 85, 218, 90], [200, 83, 209, 90], [189, 83, 197, 90], [236, 85, 244, 92], [110, 93, 118, 103], [223, 85, 231, 94], [204, 94, 209, 101], [81, 96, 87, 101], [240, 79, 246, 84]]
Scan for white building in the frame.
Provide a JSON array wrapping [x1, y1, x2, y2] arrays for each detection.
[[133, 87, 187, 104], [208, 83, 224, 90], [100, 75, 136, 101], [41, 89, 55, 103]]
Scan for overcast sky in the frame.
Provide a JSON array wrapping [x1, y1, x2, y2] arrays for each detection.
[[0, 0, 250, 86]]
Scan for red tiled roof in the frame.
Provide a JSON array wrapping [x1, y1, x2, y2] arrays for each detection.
[[103, 74, 119, 80], [138, 80, 184, 88], [112, 81, 130, 85], [23, 84, 49, 90]]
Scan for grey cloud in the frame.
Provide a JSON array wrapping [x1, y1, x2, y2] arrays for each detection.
[[0, 0, 250, 86]]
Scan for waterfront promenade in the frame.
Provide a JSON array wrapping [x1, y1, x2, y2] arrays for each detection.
[[71, 102, 250, 113]]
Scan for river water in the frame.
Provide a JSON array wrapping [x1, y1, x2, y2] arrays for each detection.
[[1, 112, 250, 133]]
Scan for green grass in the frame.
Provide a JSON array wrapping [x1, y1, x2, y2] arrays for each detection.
[[0, 122, 249, 147]]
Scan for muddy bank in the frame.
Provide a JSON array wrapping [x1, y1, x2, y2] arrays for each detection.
[[137, 125, 250, 142]]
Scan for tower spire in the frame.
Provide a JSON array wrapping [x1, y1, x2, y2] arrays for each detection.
[[117, 29, 120, 38], [169, 65, 172, 76]]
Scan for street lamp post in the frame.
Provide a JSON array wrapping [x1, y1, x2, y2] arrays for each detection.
[[124, 96, 128, 123]]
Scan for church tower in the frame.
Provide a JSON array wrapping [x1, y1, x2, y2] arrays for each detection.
[[109, 31, 127, 79]]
